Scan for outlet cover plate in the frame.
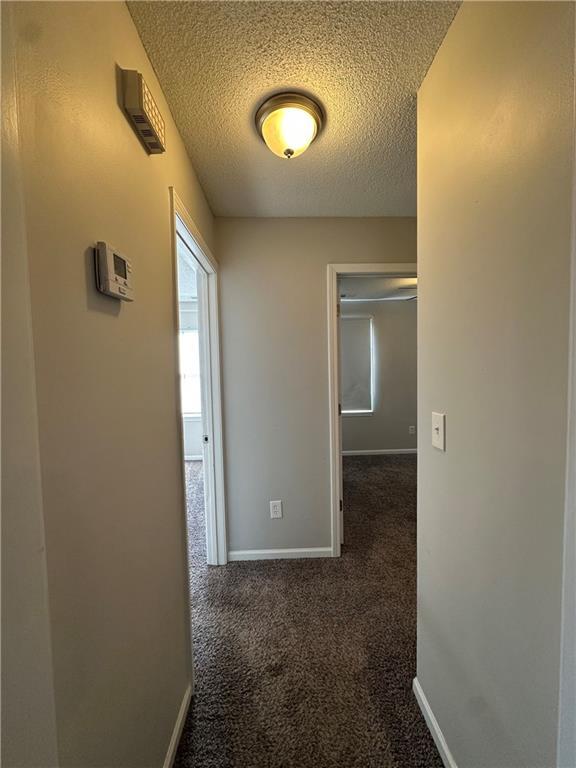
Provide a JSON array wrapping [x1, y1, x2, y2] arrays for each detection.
[[432, 412, 446, 451], [270, 500, 283, 519]]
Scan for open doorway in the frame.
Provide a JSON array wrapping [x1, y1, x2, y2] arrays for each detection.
[[327, 263, 418, 553], [176, 230, 208, 569], [172, 190, 227, 568]]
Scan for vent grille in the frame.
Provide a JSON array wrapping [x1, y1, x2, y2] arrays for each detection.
[[122, 69, 166, 154]]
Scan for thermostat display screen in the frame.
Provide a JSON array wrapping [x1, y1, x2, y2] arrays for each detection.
[[95, 241, 133, 302], [114, 254, 127, 279]]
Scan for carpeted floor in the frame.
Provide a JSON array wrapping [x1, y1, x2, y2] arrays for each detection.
[[175, 455, 442, 768]]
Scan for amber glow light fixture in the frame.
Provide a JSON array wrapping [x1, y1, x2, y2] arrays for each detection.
[[256, 92, 323, 159]]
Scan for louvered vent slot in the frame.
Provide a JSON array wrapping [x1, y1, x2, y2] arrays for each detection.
[[121, 69, 166, 155]]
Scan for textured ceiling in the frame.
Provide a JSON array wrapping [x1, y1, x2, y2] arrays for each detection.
[[129, 1, 459, 217]]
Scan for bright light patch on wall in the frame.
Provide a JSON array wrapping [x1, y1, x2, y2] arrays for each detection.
[[178, 331, 202, 415]]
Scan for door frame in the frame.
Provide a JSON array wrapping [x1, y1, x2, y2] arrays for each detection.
[[171, 188, 227, 566], [327, 262, 417, 557]]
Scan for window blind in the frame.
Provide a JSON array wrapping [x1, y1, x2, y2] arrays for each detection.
[[341, 316, 373, 412]]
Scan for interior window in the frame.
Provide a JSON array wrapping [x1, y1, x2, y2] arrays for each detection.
[[178, 329, 201, 415], [177, 235, 202, 417], [341, 316, 373, 413]]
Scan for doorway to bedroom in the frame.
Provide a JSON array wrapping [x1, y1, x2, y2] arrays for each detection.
[[327, 263, 418, 552], [173, 193, 227, 569], [176, 232, 207, 568]]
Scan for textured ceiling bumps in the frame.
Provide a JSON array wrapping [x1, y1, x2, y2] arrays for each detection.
[[129, 1, 460, 217]]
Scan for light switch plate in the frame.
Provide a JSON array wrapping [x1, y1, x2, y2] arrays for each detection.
[[432, 412, 446, 451]]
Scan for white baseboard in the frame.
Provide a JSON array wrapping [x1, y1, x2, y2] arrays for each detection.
[[413, 678, 458, 768], [227, 547, 333, 561], [163, 684, 192, 768], [342, 448, 417, 456]]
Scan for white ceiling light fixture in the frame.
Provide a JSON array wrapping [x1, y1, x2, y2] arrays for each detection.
[[255, 92, 324, 159]]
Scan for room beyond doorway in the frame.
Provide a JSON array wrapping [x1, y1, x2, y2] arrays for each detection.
[[339, 275, 417, 456], [172, 191, 227, 567], [176, 225, 209, 562], [327, 263, 418, 553]]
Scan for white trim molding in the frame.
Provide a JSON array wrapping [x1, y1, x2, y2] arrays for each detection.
[[413, 678, 458, 768], [163, 684, 192, 768], [342, 448, 417, 456], [228, 547, 332, 562], [327, 263, 417, 558]]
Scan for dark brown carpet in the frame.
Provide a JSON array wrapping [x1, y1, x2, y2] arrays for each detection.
[[175, 455, 442, 768]]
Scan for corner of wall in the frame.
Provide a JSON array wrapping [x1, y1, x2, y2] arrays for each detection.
[[1, 4, 59, 765], [557, 9, 576, 764]]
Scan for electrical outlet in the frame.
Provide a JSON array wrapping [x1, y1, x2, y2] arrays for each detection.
[[408, 425, 416, 435], [270, 500, 283, 519]]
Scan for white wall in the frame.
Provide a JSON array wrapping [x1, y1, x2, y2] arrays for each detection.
[[417, 3, 575, 767], [215, 218, 416, 553], [2, 2, 213, 765], [341, 300, 417, 453]]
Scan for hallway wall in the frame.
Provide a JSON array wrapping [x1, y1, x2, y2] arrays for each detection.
[[215, 217, 416, 554], [417, 2, 575, 766], [2, 2, 213, 766], [1, 7, 59, 766]]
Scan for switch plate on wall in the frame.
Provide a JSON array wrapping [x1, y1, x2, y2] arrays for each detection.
[[432, 412, 446, 451], [270, 500, 283, 519], [409, 425, 416, 435]]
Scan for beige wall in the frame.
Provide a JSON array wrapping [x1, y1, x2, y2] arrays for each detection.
[[3, 2, 213, 765], [215, 218, 416, 553], [341, 300, 417, 453], [417, 3, 575, 767], [1, 6, 59, 766]]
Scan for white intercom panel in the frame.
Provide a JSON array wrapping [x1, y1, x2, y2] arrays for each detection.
[[94, 242, 134, 301]]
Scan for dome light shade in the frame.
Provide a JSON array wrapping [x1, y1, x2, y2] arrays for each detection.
[[256, 93, 323, 159]]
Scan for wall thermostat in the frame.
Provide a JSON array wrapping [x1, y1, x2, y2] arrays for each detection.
[[94, 242, 134, 301]]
